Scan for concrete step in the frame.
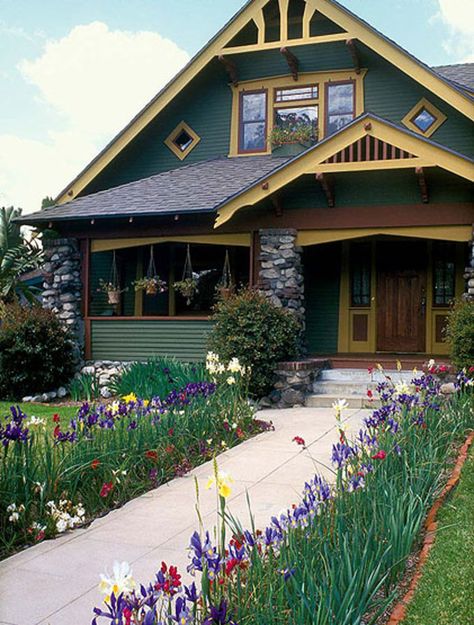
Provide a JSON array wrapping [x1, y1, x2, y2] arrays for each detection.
[[320, 368, 415, 384], [313, 381, 374, 396], [305, 394, 377, 409]]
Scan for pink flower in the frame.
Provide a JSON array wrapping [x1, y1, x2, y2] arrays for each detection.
[[372, 450, 387, 460], [293, 436, 306, 447], [100, 481, 114, 498]]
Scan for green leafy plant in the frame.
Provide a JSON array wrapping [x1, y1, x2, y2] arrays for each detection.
[[0, 302, 76, 399], [69, 373, 101, 402], [110, 356, 207, 399], [208, 288, 300, 396], [270, 122, 317, 147], [446, 299, 474, 369], [0, 207, 43, 303], [173, 278, 198, 305]]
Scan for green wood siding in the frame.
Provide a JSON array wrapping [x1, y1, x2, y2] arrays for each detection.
[[91, 320, 212, 361], [304, 243, 341, 354], [80, 42, 473, 197]]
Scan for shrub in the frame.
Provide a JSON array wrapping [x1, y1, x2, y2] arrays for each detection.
[[446, 299, 474, 369], [0, 303, 76, 399], [208, 289, 300, 396]]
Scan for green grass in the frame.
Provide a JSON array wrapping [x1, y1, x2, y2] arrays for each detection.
[[403, 445, 474, 625], [0, 402, 79, 432]]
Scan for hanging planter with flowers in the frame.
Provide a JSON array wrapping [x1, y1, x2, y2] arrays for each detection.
[[173, 244, 198, 306], [133, 246, 167, 296], [97, 251, 127, 305], [216, 249, 235, 300]]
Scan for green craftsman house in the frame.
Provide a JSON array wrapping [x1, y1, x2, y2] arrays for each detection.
[[20, 0, 474, 364]]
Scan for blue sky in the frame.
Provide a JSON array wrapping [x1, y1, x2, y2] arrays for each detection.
[[0, 0, 472, 213]]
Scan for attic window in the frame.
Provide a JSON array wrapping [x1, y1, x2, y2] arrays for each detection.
[[165, 122, 201, 160], [402, 98, 447, 137]]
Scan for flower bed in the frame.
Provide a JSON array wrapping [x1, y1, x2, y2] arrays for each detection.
[[90, 370, 473, 625], [0, 356, 269, 560]]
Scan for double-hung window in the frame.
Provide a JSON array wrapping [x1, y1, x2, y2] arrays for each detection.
[[239, 90, 268, 153], [326, 81, 355, 135], [273, 84, 319, 145]]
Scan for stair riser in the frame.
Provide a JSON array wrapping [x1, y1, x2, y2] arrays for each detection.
[[305, 395, 381, 409]]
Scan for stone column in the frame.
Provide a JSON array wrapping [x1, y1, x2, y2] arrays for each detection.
[[464, 226, 474, 302], [42, 238, 84, 362], [258, 228, 306, 347]]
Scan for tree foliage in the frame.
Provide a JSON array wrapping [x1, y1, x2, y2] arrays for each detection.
[[0, 206, 43, 303]]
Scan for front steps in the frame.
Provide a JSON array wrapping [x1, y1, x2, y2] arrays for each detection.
[[305, 367, 416, 409]]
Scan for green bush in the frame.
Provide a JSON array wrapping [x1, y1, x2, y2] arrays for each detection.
[[0, 303, 76, 399], [208, 289, 300, 397], [446, 299, 474, 369]]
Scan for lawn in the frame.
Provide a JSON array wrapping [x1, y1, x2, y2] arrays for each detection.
[[0, 402, 79, 429], [402, 444, 474, 625]]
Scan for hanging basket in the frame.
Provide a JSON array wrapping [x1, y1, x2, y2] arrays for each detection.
[[216, 249, 234, 300], [107, 289, 121, 305], [133, 246, 168, 296], [174, 244, 198, 306], [97, 251, 127, 306]]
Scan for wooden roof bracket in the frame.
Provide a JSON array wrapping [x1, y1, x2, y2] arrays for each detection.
[[346, 39, 361, 74], [316, 173, 335, 208], [280, 47, 299, 81], [271, 192, 283, 217], [415, 167, 429, 203], [218, 55, 239, 86]]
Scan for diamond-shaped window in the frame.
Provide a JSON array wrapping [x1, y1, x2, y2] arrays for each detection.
[[165, 122, 200, 160], [402, 98, 447, 137], [412, 108, 436, 133]]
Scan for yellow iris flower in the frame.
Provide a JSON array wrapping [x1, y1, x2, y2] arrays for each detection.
[[206, 470, 234, 499]]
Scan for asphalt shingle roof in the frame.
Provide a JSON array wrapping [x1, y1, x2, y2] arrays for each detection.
[[19, 156, 290, 223], [432, 63, 474, 91]]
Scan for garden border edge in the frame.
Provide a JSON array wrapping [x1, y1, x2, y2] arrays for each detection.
[[386, 429, 474, 625]]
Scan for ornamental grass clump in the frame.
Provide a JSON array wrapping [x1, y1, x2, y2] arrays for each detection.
[[0, 356, 264, 559], [90, 369, 473, 625]]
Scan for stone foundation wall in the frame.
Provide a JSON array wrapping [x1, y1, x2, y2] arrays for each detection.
[[42, 238, 83, 361], [464, 227, 474, 302], [258, 229, 305, 331], [264, 360, 326, 409], [80, 360, 130, 398]]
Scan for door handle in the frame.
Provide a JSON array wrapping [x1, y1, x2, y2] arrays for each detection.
[[421, 296, 426, 315]]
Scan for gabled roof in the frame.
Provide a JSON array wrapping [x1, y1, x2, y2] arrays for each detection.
[[214, 112, 474, 227], [53, 0, 474, 206], [17, 156, 289, 224], [432, 63, 474, 92]]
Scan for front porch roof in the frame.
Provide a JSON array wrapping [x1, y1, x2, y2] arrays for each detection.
[[18, 113, 474, 229]]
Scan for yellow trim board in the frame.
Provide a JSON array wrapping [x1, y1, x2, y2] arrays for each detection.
[[164, 121, 201, 160], [402, 98, 447, 138], [215, 115, 474, 227], [54, 0, 474, 205], [296, 225, 473, 247], [91, 233, 251, 254]]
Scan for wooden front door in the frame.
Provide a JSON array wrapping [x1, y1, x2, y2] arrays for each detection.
[[377, 241, 427, 352]]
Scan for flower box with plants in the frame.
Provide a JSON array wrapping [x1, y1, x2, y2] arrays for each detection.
[[0, 355, 272, 560], [90, 368, 473, 625]]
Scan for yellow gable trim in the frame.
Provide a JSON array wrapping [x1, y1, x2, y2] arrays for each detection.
[[55, 0, 474, 205], [215, 115, 474, 227], [297, 225, 473, 247], [91, 234, 251, 254]]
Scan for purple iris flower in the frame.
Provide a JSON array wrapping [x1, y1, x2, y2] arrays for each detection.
[[203, 599, 238, 625], [92, 592, 129, 625]]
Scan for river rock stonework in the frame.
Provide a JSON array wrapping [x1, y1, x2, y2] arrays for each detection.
[[266, 360, 325, 408], [464, 228, 474, 301], [258, 229, 305, 331], [42, 238, 84, 361]]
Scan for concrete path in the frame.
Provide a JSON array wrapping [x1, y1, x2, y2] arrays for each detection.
[[0, 407, 368, 625]]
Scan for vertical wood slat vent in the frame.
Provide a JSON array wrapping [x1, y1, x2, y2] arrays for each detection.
[[324, 137, 415, 164]]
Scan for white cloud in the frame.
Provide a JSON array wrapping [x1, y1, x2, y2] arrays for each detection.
[[435, 0, 474, 61], [0, 22, 190, 213]]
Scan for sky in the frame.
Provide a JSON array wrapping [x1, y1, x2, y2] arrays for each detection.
[[0, 0, 473, 214]]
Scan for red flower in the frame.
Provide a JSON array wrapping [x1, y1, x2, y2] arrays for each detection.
[[145, 450, 158, 461], [165, 444, 175, 454], [168, 428, 174, 437], [123, 608, 132, 625], [236, 427, 245, 439], [99, 481, 114, 498], [292, 436, 306, 447], [469, 366, 474, 373], [367, 389, 373, 399], [53, 413, 60, 423], [53, 425, 61, 438], [367, 367, 374, 375], [372, 450, 387, 460], [91, 459, 101, 470], [36, 530, 45, 542]]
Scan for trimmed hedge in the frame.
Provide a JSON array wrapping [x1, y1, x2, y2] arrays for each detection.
[[446, 299, 474, 370]]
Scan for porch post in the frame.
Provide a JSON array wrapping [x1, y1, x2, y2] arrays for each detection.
[[42, 238, 84, 364], [464, 225, 474, 302], [258, 228, 306, 351]]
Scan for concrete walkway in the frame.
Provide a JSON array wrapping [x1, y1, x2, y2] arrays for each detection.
[[0, 407, 368, 625]]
